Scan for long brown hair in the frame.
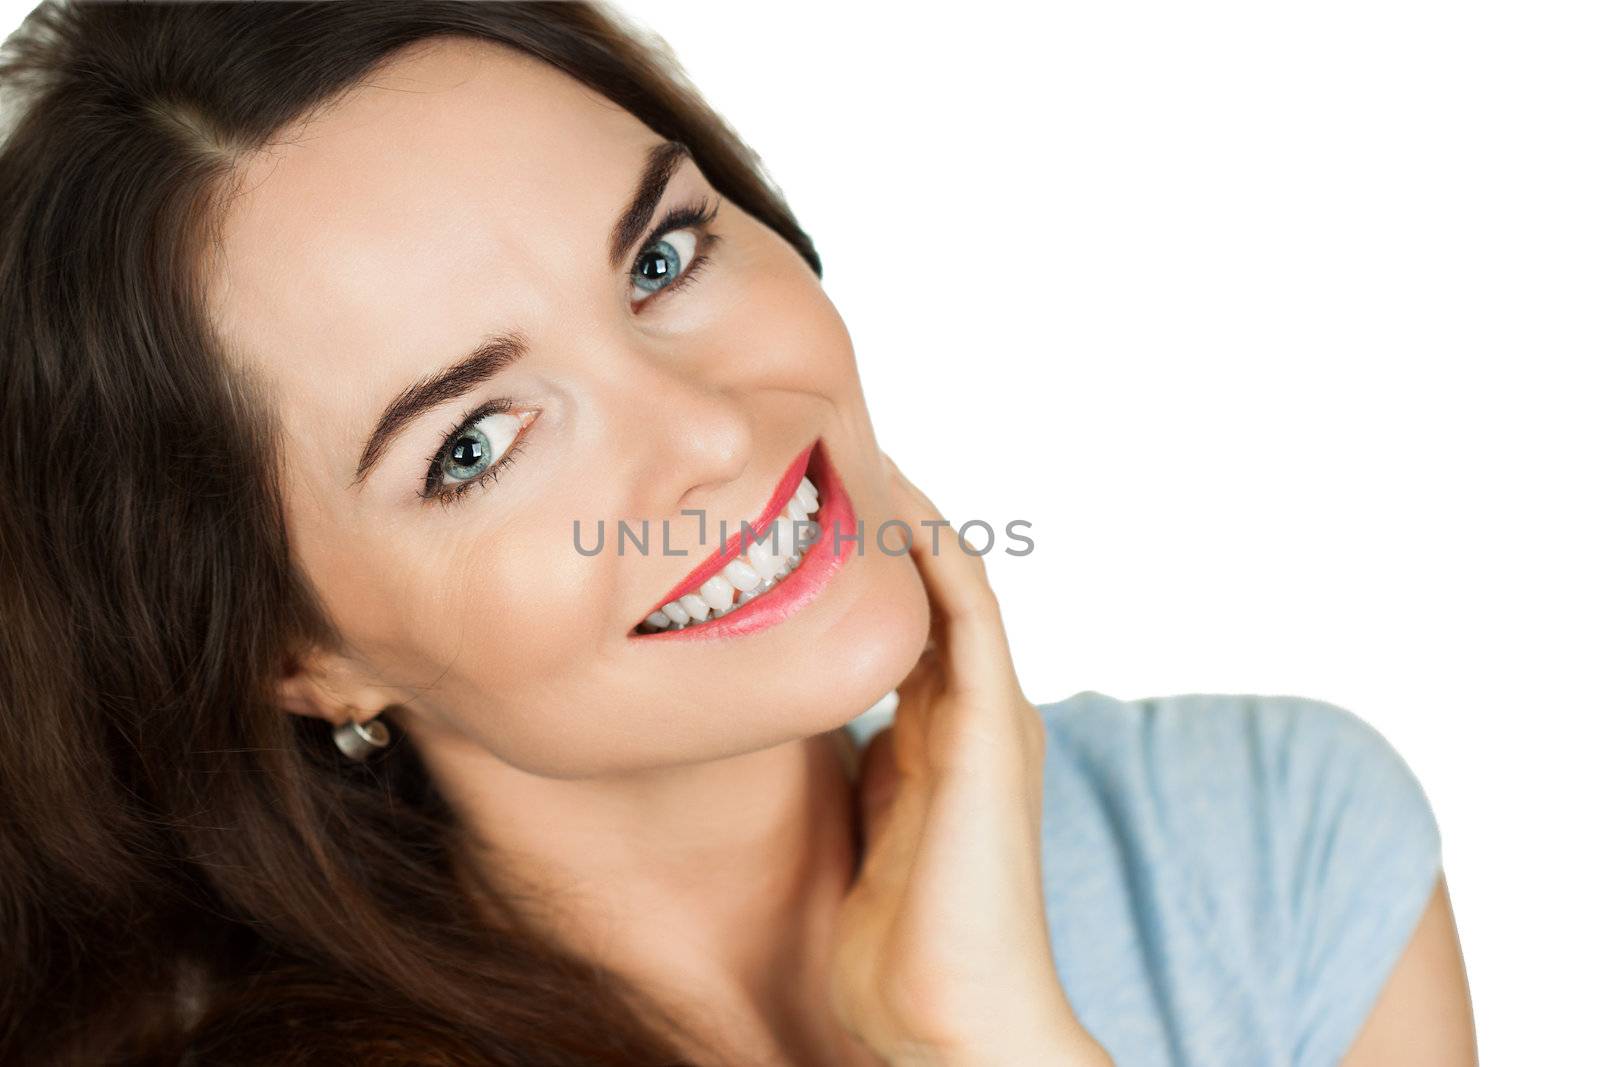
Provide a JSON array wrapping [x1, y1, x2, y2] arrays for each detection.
[[0, 3, 821, 1063]]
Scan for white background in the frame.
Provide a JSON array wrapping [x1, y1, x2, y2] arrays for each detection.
[[6, 1, 1596, 1061]]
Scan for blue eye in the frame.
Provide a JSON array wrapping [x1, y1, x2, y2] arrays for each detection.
[[633, 231, 692, 293], [629, 196, 721, 304], [419, 399, 538, 509]]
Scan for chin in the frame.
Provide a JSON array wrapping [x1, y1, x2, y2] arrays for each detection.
[[791, 547, 932, 731]]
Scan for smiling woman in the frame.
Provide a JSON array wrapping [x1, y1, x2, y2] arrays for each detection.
[[0, 2, 1473, 1066], [0, 3, 929, 1063]]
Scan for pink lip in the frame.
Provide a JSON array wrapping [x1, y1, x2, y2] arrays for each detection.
[[646, 440, 815, 613], [631, 438, 855, 641]]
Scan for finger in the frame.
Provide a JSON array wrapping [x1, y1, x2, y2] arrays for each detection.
[[883, 454, 1019, 700], [857, 725, 900, 835]]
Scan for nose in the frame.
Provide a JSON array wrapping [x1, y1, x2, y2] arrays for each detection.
[[629, 362, 754, 516]]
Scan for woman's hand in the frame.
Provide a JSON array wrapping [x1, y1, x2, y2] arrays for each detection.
[[825, 457, 1113, 1067]]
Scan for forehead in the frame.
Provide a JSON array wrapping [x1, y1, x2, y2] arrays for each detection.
[[205, 35, 657, 494]]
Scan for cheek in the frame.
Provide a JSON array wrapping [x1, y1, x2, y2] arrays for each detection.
[[719, 237, 861, 396], [441, 518, 603, 694], [388, 520, 668, 777]]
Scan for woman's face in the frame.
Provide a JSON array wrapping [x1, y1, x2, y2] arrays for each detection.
[[206, 36, 929, 777]]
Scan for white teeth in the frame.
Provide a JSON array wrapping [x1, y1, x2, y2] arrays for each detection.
[[700, 575, 736, 612], [744, 535, 783, 580], [636, 470, 826, 633], [771, 516, 800, 559], [723, 558, 761, 593]]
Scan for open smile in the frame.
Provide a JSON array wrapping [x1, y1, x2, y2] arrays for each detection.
[[631, 437, 854, 640]]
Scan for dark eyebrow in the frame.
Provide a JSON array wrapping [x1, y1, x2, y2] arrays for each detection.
[[609, 140, 690, 270], [349, 141, 689, 492], [349, 332, 528, 491]]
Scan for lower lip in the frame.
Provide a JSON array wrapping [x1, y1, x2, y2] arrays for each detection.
[[633, 441, 855, 641]]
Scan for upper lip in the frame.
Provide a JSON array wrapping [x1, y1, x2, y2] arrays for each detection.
[[642, 439, 817, 616]]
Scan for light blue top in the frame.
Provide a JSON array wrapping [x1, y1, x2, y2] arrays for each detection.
[[844, 689, 1444, 1067]]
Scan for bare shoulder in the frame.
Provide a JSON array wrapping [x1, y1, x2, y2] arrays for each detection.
[[1341, 872, 1479, 1067]]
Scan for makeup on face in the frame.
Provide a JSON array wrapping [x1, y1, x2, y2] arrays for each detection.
[[632, 437, 854, 641]]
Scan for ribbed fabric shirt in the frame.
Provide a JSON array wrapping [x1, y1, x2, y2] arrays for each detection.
[[843, 689, 1445, 1067]]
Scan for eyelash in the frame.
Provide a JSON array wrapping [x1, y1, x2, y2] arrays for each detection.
[[632, 195, 722, 305], [418, 397, 529, 510], [419, 197, 722, 509]]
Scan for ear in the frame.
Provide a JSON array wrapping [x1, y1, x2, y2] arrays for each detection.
[[276, 645, 390, 727]]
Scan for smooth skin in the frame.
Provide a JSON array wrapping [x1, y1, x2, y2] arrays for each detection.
[[205, 32, 1475, 1067], [1341, 874, 1479, 1066]]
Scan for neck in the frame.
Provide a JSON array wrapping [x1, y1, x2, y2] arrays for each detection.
[[415, 718, 880, 1064]]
